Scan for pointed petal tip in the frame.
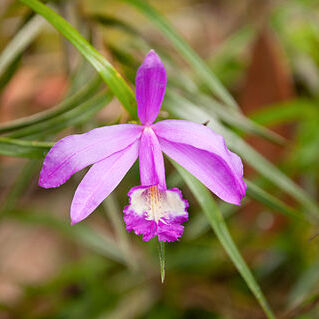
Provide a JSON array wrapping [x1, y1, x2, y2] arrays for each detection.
[[38, 174, 62, 189], [70, 218, 80, 226], [228, 193, 245, 206], [38, 179, 47, 189], [142, 49, 163, 67], [38, 174, 52, 189], [146, 49, 158, 58]]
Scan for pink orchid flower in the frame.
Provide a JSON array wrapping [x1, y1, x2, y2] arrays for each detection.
[[39, 50, 246, 242]]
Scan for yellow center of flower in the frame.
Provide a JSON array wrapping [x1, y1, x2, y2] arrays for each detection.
[[147, 186, 162, 222]]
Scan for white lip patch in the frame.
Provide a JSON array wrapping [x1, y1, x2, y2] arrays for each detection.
[[129, 186, 187, 222], [123, 185, 189, 242]]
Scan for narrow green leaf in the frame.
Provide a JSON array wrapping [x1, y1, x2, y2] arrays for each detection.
[[0, 159, 40, 214], [0, 137, 52, 158], [121, 0, 238, 110], [250, 99, 316, 127], [245, 180, 308, 222], [173, 162, 275, 319], [103, 194, 138, 271], [92, 14, 140, 37], [0, 76, 101, 134], [19, 0, 137, 119], [9, 90, 113, 138], [0, 54, 21, 92], [0, 14, 45, 78], [287, 261, 319, 309]]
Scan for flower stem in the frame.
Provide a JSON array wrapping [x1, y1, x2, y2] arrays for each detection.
[[158, 241, 165, 283]]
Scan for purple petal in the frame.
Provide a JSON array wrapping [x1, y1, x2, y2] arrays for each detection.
[[139, 127, 166, 189], [153, 120, 246, 205], [71, 141, 139, 225], [39, 124, 142, 188], [136, 50, 167, 125], [124, 185, 188, 242]]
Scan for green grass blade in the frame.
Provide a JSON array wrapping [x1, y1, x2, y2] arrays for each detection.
[[103, 194, 138, 271], [245, 180, 308, 222], [173, 162, 275, 319], [0, 76, 101, 134], [10, 90, 113, 138], [92, 14, 140, 37], [0, 137, 52, 158], [19, 0, 137, 119], [0, 54, 21, 92], [250, 99, 316, 126], [0, 14, 45, 78], [121, 0, 238, 110], [0, 159, 40, 214]]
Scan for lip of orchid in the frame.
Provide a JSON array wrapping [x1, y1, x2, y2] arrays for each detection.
[[38, 49, 246, 242]]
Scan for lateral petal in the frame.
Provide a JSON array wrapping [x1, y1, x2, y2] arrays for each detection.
[[136, 50, 167, 125], [71, 141, 139, 225], [154, 120, 246, 204], [39, 124, 142, 188]]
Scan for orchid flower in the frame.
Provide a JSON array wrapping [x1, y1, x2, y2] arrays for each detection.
[[39, 50, 246, 242]]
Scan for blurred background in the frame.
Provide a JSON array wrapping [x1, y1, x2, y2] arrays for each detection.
[[0, 0, 319, 318]]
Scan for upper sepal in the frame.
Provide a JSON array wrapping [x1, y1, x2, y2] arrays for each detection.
[[136, 50, 167, 125]]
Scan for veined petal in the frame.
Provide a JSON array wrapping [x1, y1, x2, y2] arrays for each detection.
[[153, 120, 246, 205], [124, 185, 188, 242], [39, 124, 142, 188], [136, 50, 166, 125], [71, 141, 139, 225], [139, 127, 166, 189]]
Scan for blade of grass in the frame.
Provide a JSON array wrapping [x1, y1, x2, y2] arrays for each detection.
[[0, 54, 21, 92], [250, 99, 316, 127], [121, 0, 238, 110], [19, 0, 137, 119], [173, 162, 275, 319], [0, 137, 52, 158], [0, 159, 40, 214], [103, 194, 138, 271], [92, 14, 140, 37], [287, 260, 319, 309], [245, 180, 308, 222], [0, 14, 45, 78], [0, 76, 101, 134], [9, 90, 113, 138]]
